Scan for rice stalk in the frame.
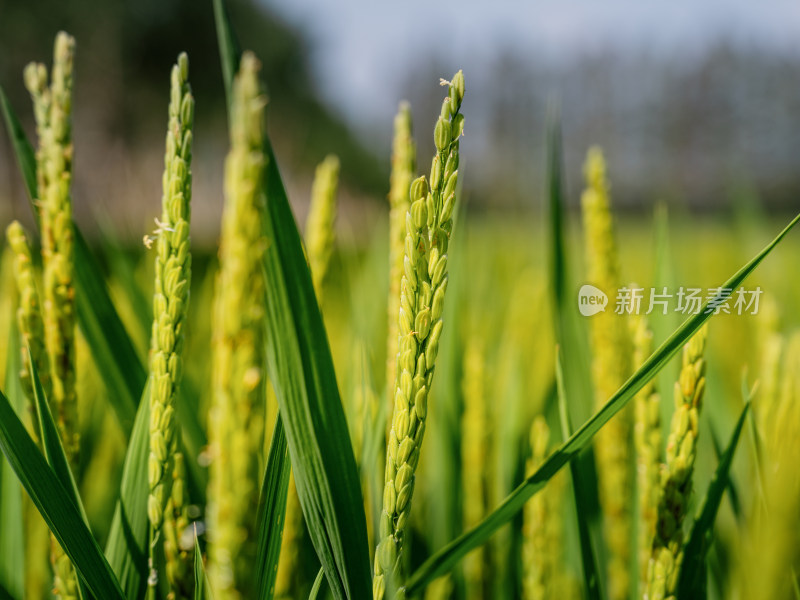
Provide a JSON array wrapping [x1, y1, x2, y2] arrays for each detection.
[[163, 452, 193, 599], [631, 314, 661, 590], [24, 30, 78, 466], [386, 102, 416, 412], [522, 416, 566, 600], [304, 154, 340, 302], [276, 153, 341, 600], [739, 332, 800, 600], [645, 325, 708, 600], [373, 70, 465, 600], [580, 146, 633, 600], [24, 31, 79, 600], [145, 52, 194, 598], [207, 51, 268, 600]]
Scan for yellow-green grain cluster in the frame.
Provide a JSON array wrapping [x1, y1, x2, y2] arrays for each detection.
[[163, 453, 193, 600], [207, 51, 269, 600], [304, 154, 340, 300], [24, 31, 79, 600], [24, 30, 78, 466], [146, 52, 194, 597], [6, 221, 49, 441], [581, 146, 633, 600], [374, 70, 465, 600], [386, 102, 416, 406], [461, 338, 487, 600], [645, 326, 708, 600], [631, 314, 661, 589], [740, 332, 800, 600], [522, 416, 565, 600]]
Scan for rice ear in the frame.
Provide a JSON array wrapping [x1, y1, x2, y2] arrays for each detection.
[[374, 71, 464, 600]]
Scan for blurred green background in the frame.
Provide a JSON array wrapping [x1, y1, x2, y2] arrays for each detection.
[[3, 0, 800, 246]]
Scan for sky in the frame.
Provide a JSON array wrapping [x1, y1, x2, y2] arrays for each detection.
[[264, 0, 800, 129]]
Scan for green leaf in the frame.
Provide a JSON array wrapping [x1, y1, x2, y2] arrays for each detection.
[[544, 104, 604, 583], [255, 415, 291, 600], [212, 0, 241, 119], [259, 137, 371, 600], [0, 86, 36, 198], [0, 330, 25, 600], [73, 227, 144, 430], [675, 401, 750, 598], [404, 211, 800, 594], [194, 528, 211, 600], [555, 348, 603, 600], [28, 346, 89, 524], [104, 382, 151, 600], [546, 103, 566, 323], [27, 347, 93, 600], [0, 583, 16, 600], [213, 4, 371, 598], [308, 568, 326, 600], [0, 388, 124, 599]]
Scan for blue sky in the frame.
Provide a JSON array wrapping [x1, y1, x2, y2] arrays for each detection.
[[265, 0, 800, 128]]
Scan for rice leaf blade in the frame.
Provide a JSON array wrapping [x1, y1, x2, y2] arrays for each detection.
[[675, 402, 750, 598], [0, 331, 25, 600], [555, 348, 603, 600], [73, 230, 143, 429], [27, 347, 93, 600], [546, 103, 567, 322], [194, 529, 211, 600], [104, 382, 151, 599], [0, 388, 124, 599], [545, 104, 604, 579], [259, 138, 371, 600], [255, 415, 291, 600], [213, 3, 371, 597], [28, 347, 88, 522], [212, 0, 241, 118], [404, 211, 800, 594], [308, 568, 326, 600], [0, 85, 36, 197]]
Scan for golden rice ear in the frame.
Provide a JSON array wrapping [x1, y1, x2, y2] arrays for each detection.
[[6, 220, 49, 445], [374, 71, 465, 600], [304, 154, 341, 303], [206, 51, 269, 600], [645, 325, 708, 599], [146, 51, 195, 598], [522, 416, 568, 600], [460, 337, 488, 599], [386, 103, 416, 416], [580, 146, 634, 600], [630, 314, 662, 590], [24, 31, 81, 598]]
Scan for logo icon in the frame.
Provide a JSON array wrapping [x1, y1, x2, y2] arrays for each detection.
[[578, 284, 607, 316]]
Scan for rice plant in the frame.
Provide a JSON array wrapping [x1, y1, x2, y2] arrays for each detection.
[[1, 5, 800, 600]]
